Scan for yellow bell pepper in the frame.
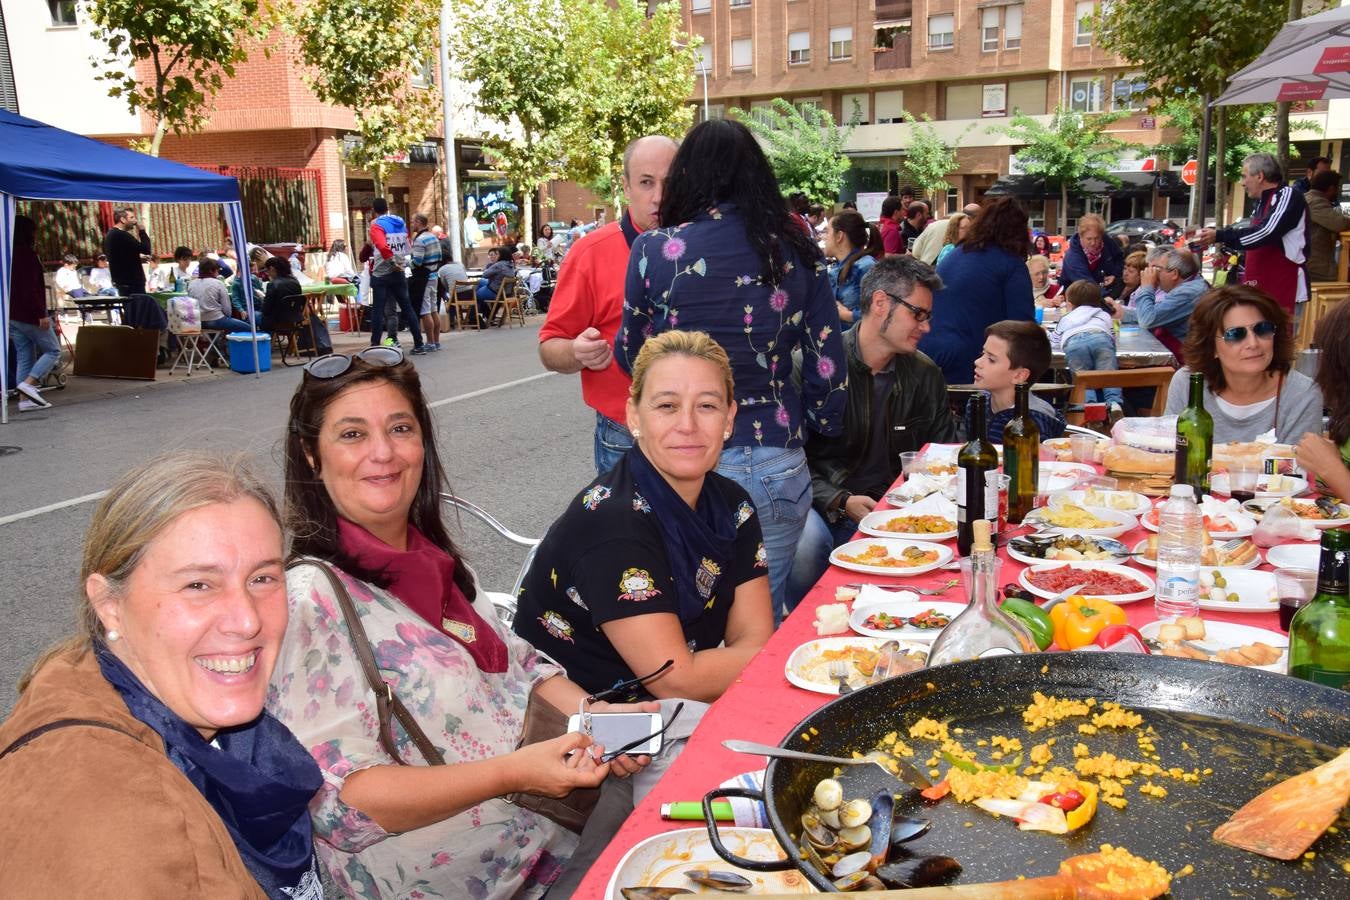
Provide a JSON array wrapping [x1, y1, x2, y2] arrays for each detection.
[[1049, 595, 1127, 650]]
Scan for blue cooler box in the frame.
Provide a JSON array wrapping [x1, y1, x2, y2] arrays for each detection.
[[226, 332, 271, 373]]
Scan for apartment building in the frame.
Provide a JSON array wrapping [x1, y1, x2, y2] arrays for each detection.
[[678, 0, 1213, 227]]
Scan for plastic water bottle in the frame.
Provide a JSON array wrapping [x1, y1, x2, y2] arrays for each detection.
[[1155, 484, 1203, 620]]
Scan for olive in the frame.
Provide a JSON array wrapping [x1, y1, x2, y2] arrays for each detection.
[[1002, 584, 1026, 600]]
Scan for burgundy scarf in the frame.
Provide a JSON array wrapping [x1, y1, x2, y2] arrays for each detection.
[[336, 518, 508, 673]]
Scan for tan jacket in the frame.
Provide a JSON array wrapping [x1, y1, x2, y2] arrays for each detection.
[[0, 647, 266, 898], [1304, 190, 1347, 281]]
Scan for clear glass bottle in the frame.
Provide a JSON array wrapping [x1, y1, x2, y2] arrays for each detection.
[[1288, 527, 1350, 689], [927, 520, 1037, 666]]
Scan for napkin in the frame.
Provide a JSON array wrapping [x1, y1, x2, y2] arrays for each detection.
[[894, 492, 958, 519], [889, 472, 955, 504], [718, 771, 770, 827], [857, 585, 922, 606]]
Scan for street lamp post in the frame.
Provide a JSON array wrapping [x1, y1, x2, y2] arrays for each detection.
[[439, 0, 463, 264], [697, 58, 708, 120]]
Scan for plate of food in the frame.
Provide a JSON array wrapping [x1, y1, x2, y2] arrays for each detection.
[[1042, 435, 1108, 463], [1139, 618, 1287, 673], [1264, 543, 1320, 569], [829, 538, 953, 576], [848, 598, 967, 642], [859, 494, 957, 541], [1129, 535, 1262, 569], [1197, 567, 1278, 612], [1210, 471, 1308, 499], [605, 827, 816, 898], [1060, 487, 1153, 517], [785, 635, 928, 694], [1019, 562, 1155, 603], [1022, 503, 1137, 538], [1141, 502, 1256, 538], [1242, 496, 1350, 528], [1007, 533, 1130, 567], [1039, 461, 1097, 492]]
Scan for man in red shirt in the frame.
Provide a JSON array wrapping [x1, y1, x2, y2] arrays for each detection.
[[538, 134, 679, 473], [878, 195, 905, 255]]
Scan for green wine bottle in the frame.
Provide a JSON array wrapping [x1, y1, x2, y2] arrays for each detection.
[[1004, 381, 1040, 525], [958, 393, 999, 556], [1173, 371, 1213, 502], [1288, 527, 1350, 689]]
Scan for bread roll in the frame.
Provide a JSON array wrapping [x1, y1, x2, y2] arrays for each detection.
[[1104, 444, 1174, 475]]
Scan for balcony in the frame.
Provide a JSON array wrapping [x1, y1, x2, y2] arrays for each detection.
[[875, 0, 913, 18], [874, 34, 912, 70]]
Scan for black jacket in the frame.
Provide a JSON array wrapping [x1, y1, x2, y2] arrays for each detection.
[[803, 325, 955, 521], [1058, 233, 1124, 291]]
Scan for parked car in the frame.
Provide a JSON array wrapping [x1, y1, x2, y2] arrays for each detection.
[[1105, 218, 1183, 246]]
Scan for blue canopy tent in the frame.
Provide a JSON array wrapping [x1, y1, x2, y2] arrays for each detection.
[[0, 109, 259, 424]]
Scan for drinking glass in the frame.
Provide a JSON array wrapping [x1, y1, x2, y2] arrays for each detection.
[[1275, 567, 1318, 632], [1069, 433, 1098, 464]]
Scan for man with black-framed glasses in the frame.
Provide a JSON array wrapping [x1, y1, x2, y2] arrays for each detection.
[[787, 255, 956, 608]]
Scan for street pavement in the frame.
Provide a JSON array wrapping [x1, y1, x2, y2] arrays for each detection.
[[0, 321, 599, 715]]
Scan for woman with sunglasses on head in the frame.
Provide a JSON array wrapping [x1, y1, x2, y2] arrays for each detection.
[[268, 347, 653, 899], [1163, 285, 1323, 444], [514, 331, 773, 704]]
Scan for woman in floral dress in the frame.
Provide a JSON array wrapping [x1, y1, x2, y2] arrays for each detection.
[[267, 347, 650, 899], [616, 119, 847, 619]]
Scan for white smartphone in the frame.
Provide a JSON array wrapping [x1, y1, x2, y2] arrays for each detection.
[[565, 712, 664, 757]]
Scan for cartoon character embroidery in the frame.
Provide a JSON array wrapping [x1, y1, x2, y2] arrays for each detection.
[[617, 568, 663, 602], [754, 543, 769, 569], [537, 610, 575, 643], [632, 493, 651, 514], [581, 485, 611, 511], [565, 586, 588, 611], [694, 557, 722, 602], [734, 500, 754, 528]]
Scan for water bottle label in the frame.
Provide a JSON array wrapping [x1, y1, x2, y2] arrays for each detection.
[[1157, 574, 1199, 602]]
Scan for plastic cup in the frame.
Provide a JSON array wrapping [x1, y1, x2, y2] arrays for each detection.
[[989, 472, 1010, 534], [1275, 567, 1318, 632], [900, 451, 922, 476], [1069, 433, 1098, 464], [1227, 459, 1261, 502]]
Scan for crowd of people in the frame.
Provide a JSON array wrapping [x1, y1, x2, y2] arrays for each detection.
[[6, 128, 1349, 897]]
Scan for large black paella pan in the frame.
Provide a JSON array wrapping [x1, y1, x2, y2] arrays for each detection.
[[704, 653, 1350, 896]]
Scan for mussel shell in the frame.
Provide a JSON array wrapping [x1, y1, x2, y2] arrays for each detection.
[[800, 812, 837, 850], [875, 855, 963, 889], [837, 824, 871, 851], [867, 791, 895, 866], [889, 813, 933, 846], [620, 888, 695, 900], [683, 868, 752, 891], [832, 870, 870, 891], [831, 850, 873, 878]]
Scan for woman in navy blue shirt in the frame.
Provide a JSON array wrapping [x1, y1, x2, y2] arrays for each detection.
[[617, 119, 846, 618], [918, 197, 1036, 385]]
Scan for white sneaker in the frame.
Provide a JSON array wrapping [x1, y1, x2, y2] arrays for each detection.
[[16, 382, 50, 408], [18, 398, 44, 412]]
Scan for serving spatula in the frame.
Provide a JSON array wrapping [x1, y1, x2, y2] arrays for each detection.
[[1213, 748, 1350, 859]]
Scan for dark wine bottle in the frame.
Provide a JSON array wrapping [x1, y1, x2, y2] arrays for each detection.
[[1004, 382, 1040, 525], [1173, 371, 1213, 502], [1288, 527, 1350, 689], [958, 393, 999, 556]]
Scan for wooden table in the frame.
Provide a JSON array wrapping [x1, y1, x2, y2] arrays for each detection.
[[572, 458, 1294, 898], [1049, 325, 1176, 370]]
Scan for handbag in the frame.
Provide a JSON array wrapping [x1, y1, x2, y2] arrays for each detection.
[[295, 559, 598, 832]]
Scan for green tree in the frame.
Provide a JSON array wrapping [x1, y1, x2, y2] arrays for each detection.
[[989, 107, 1136, 233], [291, 0, 440, 194], [1153, 94, 1284, 180], [898, 114, 974, 205], [732, 99, 853, 205], [86, 0, 276, 158]]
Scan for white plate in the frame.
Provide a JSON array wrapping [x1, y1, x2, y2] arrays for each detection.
[[1023, 505, 1137, 538], [1139, 620, 1288, 674], [1060, 488, 1152, 517], [1129, 538, 1262, 570], [1244, 497, 1350, 528], [1007, 535, 1130, 567], [1020, 562, 1155, 603], [1197, 568, 1278, 612], [785, 635, 930, 694], [848, 598, 968, 642], [859, 495, 958, 542], [1264, 543, 1320, 570], [1039, 461, 1097, 492], [1140, 505, 1257, 539], [829, 538, 954, 577], [604, 827, 817, 898], [1211, 473, 1309, 499]]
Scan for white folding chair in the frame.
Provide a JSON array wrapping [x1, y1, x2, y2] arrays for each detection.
[[439, 493, 540, 627]]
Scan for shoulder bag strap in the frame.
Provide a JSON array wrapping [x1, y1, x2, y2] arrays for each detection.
[[290, 559, 446, 766], [1, 718, 137, 761]]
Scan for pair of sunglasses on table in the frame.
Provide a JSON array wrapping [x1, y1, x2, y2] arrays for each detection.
[[580, 660, 683, 762]]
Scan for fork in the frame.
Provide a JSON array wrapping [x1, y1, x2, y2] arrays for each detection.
[[840, 578, 960, 596], [827, 660, 853, 695]]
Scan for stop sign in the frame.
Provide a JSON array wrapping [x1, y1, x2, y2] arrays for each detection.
[[1181, 159, 1199, 186]]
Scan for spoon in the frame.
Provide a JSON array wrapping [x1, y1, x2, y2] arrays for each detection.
[[722, 739, 932, 791]]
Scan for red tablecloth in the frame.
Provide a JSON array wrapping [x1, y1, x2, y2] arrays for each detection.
[[573, 477, 1297, 898]]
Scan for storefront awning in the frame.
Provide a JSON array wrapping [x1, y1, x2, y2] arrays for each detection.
[[986, 172, 1158, 200]]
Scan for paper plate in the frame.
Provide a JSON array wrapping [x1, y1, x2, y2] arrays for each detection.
[[604, 827, 817, 897], [1129, 538, 1262, 570], [859, 494, 958, 541], [1139, 620, 1287, 674], [1023, 505, 1137, 538], [829, 538, 954, 577], [1059, 488, 1153, 517], [848, 598, 968, 642], [1039, 461, 1097, 492], [1196, 568, 1278, 612], [1210, 472, 1308, 499], [1019, 562, 1155, 603], [785, 635, 930, 694], [1007, 535, 1130, 567], [1242, 497, 1350, 528], [1141, 504, 1257, 539], [1264, 543, 1320, 570]]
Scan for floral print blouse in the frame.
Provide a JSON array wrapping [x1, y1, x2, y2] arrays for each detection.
[[617, 204, 847, 449], [267, 561, 572, 900]]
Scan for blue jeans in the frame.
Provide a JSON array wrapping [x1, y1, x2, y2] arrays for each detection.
[[370, 271, 423, 347], [787, 509, 860, 612], [1063, 330, 1124, 406], [11, 319, 61, 383], [594, 413, 633, 475], [201, 316, 253, 333], [476, 280, 497, 320], [716, 446, 812, 623]]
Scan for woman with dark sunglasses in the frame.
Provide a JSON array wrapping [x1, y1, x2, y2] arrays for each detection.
[[1164, 285, 1323, 443], [267, 347, 653, 898]]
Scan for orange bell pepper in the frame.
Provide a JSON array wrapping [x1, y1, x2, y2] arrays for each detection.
[[1049, 595, 1127, 650]]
